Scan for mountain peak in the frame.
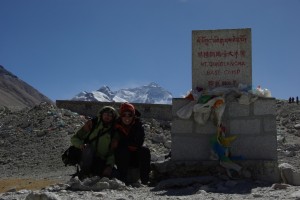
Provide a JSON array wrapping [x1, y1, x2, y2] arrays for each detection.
[[97, 85, 111, 94], [147, 82, 160, 87], [72, 82, 172, 104], [0, 65, 18, 78], [97, 85, 114, 99], [97, 85, 110, 91]]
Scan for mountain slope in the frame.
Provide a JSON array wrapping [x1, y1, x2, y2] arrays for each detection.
[[0, 65, 53, 110], [72, 82, 173, 104]]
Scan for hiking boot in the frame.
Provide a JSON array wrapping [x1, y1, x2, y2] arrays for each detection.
[[130, 181, 143, 188], [141, 180, 149, 186]]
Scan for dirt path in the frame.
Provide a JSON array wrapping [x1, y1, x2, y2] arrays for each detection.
[[0, 178, 60, 193]]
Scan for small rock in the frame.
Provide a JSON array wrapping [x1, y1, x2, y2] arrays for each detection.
[[252, 193, 263, 198], [25, 192, 61, 200], [283, 150, 296, 157], [271, 183, 290, 190], [6, 188, 17, 192], [294, 124, 300, 130], [291, 190, 300, 198]]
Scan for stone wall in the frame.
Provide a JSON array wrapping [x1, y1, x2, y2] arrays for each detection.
[[55, 100, 172, 121], [171, 97, 279, 182]]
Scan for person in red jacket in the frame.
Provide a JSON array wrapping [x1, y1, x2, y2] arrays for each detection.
[[114, 102, 151, 185]]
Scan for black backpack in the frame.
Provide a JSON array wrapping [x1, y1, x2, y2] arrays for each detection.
[[61, 145, 82, 166], [61, 117, 99, 166]]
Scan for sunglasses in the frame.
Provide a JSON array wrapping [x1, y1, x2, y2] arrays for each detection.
[[121, 113, 133, 117], [102, 112, 113, 117]]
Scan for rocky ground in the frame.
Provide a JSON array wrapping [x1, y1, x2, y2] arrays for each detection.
[[0, 100, 299, 200]]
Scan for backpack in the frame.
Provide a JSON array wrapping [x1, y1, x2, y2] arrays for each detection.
[[61, 145, 82, 166], [61, 117, 98, 166], [61, 117, 114, 166]]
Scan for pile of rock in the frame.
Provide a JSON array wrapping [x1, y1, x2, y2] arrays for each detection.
[[0, 102, 172, 180]]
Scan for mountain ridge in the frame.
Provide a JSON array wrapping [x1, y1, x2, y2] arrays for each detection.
[[0, 65, 53, 110], [72, 82, 173, 104]]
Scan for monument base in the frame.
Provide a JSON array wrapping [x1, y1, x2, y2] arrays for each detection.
[[151, 160, 280, 183]]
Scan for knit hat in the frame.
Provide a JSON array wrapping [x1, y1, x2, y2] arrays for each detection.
[[119, 102, 135, 115], [98, 106, 118, 120]]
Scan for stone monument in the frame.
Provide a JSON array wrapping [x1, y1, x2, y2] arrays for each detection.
[[171, 28, 279, 182], [192, 28, 252, 90]]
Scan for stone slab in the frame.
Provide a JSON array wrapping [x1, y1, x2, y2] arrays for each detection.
[[253, 98, 276, 115], [227, 102, 250, 117], [230, 135, 277, 160], [230, 118, 261, 135], [171, 119, 194, 134], [192, 28, 252, 90], [171, 134, 214, 161]]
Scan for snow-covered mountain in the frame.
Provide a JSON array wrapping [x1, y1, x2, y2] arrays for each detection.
[[71, 82, 173, 104]]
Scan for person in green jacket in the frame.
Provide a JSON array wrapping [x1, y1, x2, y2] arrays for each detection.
[[71, 106, 119, 180]]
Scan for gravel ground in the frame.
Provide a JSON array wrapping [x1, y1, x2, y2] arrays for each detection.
[[0, 100, 300, 200]]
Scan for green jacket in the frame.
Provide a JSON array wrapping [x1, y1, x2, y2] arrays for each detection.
[[71, 118, 117, 167]]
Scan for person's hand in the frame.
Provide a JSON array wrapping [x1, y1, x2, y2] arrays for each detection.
[[80, 144, 87, 151], [111, 139, 118, 150], [102, 166, 112, 177], [128, 146, 137, 151]]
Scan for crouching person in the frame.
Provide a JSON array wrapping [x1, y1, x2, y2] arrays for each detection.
[[114, 102, 151, 185], [70, 106, 119, 180]]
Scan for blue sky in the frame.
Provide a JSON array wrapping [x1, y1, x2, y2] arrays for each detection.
[[1, 0, 299, 101]]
